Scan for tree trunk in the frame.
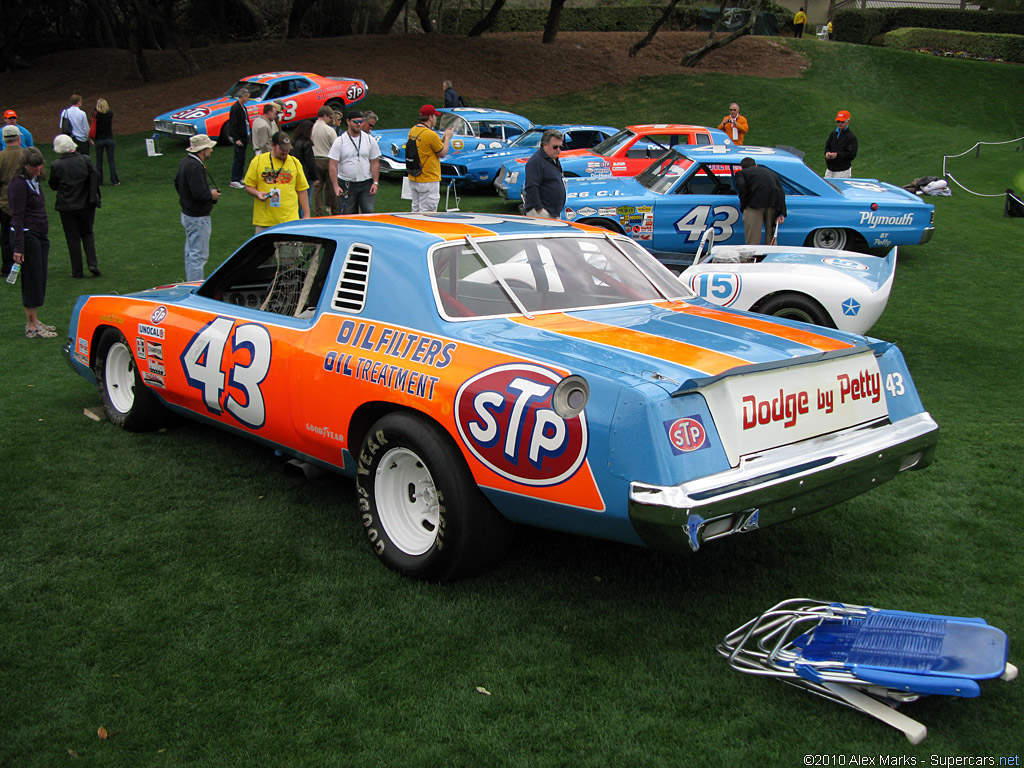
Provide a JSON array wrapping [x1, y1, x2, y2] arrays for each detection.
[[416, 0, 433, 32], [377, 0, 407, 33], [542, 0, 565, 43], [467, 0, 504, 36], [680, 5, 757, 67], [82, 0, 119, 48], [129, 16, 152, 83], [629, 0, 682, 57], [287, 0, 320, 38]]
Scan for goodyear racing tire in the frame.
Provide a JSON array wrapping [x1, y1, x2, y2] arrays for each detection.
[[758, 292, 833, 328], [357, 411, 514, 582], [808, 227, 848, 250], [93, 328, 166, 431]]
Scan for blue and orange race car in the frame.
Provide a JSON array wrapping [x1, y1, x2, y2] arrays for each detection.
[[562, 145, 935, 266], [153, 71, 368, 142], [63, 214, 937, 582]]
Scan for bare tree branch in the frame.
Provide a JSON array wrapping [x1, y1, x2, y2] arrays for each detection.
[[681, 0, 759, 67], [467, 0, 504, 36], [629, 0, 683, 57]]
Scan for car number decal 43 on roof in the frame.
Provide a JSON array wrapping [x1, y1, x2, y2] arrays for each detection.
[[455, 364, 589, 487]]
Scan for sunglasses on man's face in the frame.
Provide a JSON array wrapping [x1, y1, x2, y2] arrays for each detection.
[[550, 144, 563, 151]]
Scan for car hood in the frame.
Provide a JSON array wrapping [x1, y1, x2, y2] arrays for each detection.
[[155, 97, 232, 120], [454, 300, 865, 389]]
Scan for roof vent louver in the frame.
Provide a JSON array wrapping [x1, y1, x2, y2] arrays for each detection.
[[331, 243, 372, 313]]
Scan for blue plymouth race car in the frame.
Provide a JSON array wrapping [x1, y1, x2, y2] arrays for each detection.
[[441, 124, 617, 189], [561, 145, 935, 267], [375, 107, 534, 174], [153, 71, 368, 142], [63, 213, 937, 582]]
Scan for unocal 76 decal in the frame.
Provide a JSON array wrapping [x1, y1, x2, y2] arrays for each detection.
[[675, 205, 740, 242], [180, 316, 272, 429]]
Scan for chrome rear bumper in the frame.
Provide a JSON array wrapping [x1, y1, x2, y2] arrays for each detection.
[[628, 412, 938, 554]]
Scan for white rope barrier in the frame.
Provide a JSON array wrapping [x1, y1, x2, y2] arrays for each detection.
[[942, 137, 1024, 200]]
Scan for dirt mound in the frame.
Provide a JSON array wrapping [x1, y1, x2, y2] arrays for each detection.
[[3, 32, 807, 136]]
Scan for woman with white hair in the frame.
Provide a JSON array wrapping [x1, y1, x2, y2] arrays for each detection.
[[48, 133, 102, 278]]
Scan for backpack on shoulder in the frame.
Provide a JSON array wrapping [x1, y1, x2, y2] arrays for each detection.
[[405, 131, 423, 177]]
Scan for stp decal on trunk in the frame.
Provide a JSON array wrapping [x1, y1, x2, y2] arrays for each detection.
[[455, 363, 588, 486]]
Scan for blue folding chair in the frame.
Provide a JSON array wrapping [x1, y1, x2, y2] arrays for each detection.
[[718, 598, 1017, 743]]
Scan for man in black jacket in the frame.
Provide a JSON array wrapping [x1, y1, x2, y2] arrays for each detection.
[[523, 129, 565, 218], [174, 134, 220, 281], [735, 157, 786, 245], [824, 109, 858, 178], [227, 91, 251, 188]]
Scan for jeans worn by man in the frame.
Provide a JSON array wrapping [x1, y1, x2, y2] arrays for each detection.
[[173, 134, 220, 281]]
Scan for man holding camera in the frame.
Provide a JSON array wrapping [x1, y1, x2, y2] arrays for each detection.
[[718, 103, 748, 145]]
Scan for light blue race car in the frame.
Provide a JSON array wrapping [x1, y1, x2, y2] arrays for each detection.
[[441, 124, 617, 189], [375, 107, 534, 175], [561, 145, 935, 268]]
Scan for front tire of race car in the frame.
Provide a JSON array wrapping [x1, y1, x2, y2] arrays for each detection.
[[93, 328, 165, 432], [808, 227, 848, 250], [357, 412, 514, 582], [757, 292, 833, 328]]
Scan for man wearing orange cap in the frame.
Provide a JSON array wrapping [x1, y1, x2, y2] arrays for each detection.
[[824, 110, 857, 178], [0, 110, 33, 150]]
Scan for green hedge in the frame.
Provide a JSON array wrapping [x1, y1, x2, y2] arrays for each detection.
[[437, 5, 790, 35], [833, 8, 1024, 44], [880, 26, 1024, 62]]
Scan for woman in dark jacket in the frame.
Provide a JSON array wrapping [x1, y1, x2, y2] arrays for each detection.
[[91, 97, 120, 186], [8, 147, 55, 338], [49, 133, 101, 277], [291, 120, 317, 218]]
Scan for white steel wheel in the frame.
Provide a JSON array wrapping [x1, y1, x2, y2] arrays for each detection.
[[810, 227, 848, 250], [373, 446, 441, 556], [104, 342, 138, 415]]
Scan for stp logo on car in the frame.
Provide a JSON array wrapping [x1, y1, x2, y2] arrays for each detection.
[[455, 364, 588, 486], [664, 416, 709, 455]]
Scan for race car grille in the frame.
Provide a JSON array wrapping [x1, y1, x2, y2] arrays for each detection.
[[155, 120, 198, 136], [332, 243, 372, 312]]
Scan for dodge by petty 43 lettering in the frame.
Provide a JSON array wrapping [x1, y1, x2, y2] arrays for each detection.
[[64, 214, 938, 581], [153, 71, 368, 141], [562, 145, 935, 266]]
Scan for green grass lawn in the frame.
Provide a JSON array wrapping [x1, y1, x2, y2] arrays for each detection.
[[1, 39, 1022, 766]]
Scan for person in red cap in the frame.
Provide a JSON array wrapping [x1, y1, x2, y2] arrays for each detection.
[[405, 105, 453, 212], [824, 109, 857, 178], [1, 110, 33, 151]]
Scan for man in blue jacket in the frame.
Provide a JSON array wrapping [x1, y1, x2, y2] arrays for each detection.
[[523, 129, 565, 218]]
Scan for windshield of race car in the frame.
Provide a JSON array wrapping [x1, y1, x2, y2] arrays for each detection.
[[226, 80, 269, 100], [588, 129, 636, 159], [636, 150, 703, 194], [437, 113, 472, 136], [431, 235, 692, 319]]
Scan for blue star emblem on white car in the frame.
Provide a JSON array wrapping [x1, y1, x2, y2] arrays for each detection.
[[842, 298, 861, 316]]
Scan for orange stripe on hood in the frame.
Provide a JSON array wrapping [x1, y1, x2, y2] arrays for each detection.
[[660, 302, 855, 352], [512, 313, 750, 376]]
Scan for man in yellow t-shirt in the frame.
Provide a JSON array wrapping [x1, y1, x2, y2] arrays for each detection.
[[244, 131, 310, 233], [406, 105, 453, 212], [794, 7, 807, 38]]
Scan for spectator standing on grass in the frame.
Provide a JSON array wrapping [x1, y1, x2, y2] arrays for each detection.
[[361, 111, 378, 134], [328, 110, 381, 215], [1, 110, 32, 150], [523, 129, 566, 219], [793, 7, 807, 38], [718, 103, 748, 145], [824, 109, 858, 178], [406, 105, 453, 213], [227, 90, 251, 188], [174, 134, 221, 281], [60, 95, 90, 157], [251, 103, 278, 155], [244, 131, 310, 233], [49, 134, 102, 278], [91, 98, 120, 186], [443, 80, 463, 108], [8, 147, 56, 338], [735, 157, 786, 245], [1, 126, 24, 277], [290, 120, 317, 218], [312, 106, 339, 215]]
